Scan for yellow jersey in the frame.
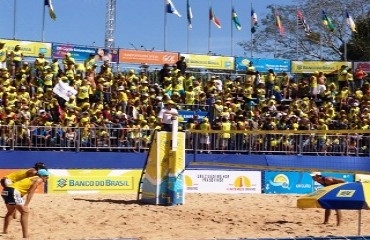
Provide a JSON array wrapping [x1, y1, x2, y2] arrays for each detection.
[[5, 170, 28, 182], [10, 176, 38, 196]]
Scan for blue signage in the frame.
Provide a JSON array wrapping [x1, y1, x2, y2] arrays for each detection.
[[52, 43, 96, 61], [265, 171, 313, 194], [178, 110, 208, 122], [235, 57, 291, 73]]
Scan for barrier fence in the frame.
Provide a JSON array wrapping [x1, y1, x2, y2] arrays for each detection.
[[0, 125, 369, 156]]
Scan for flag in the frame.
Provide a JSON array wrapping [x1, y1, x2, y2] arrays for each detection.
[[187, 0, 193, 29], [44, 0, 56, 20], [275, 9, 284, 35], [251, 8, 258, 33], [346, 10, 357, 33], [209, 7, 221, 28], [297, 10, 311, 35], [322, 10, 335, 32], [166, 0, 181, 17], [232, 7, 242, 31]]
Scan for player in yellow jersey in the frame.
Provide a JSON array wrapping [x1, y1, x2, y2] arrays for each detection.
[[1, 162, 47, 188], [2, 169, 49, 238]]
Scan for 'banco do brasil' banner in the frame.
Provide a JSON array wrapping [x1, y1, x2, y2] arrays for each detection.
[[119, 49, 178, 65], [52, 43, 96, 61], [48, 169, 141, 194], [181, 54, 234, 70], [235, 57, 291, 73], [354, 62, 370, 73], [291, 61, 352, 74], [0, 39, 52, 58]]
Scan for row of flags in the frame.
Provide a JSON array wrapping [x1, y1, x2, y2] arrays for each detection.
[[166, 0, 357, 35]]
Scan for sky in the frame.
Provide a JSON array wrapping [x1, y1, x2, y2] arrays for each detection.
[[0, 0, 293, 58]]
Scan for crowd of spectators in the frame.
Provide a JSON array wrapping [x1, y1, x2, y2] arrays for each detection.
[[0, 42, 369, 154]]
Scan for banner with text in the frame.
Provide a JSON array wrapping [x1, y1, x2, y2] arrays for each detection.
[[291, 61, 352, 74], [235, 57, 291, 73], [178, 110, 208, 122], [52, 43, 96, 61], [119, 49, 178, 65], [181, 54, 234, 70], [48, 169, 141, 194], [0, 39, 52, 57], [185, 170, 261, 194], [354, 62, 370, 73]]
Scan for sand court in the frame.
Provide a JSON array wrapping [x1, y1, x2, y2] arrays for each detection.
[[1, 193, 370, 240]]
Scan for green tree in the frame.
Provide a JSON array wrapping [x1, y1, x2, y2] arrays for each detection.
[[238, 0, 370, 61]]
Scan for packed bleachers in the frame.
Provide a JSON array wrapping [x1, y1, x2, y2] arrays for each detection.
[[0, 42, 369, 156]]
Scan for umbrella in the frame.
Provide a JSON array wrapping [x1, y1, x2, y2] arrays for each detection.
[[297, 182, 370, 235]]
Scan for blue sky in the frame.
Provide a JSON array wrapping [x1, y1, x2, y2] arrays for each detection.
[[1, 0, 292, 58]]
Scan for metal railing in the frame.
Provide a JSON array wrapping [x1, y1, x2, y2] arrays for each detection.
[[0, 125, 369, 156]]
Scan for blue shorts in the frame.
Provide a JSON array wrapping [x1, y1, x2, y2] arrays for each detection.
[[1, 187, 24, 205]]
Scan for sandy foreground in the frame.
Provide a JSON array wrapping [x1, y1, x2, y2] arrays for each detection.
[[0, 193, 369, 240]]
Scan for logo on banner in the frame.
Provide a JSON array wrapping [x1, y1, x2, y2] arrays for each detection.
[[163, 55, 175, 62], [269, 174, 290, 189]]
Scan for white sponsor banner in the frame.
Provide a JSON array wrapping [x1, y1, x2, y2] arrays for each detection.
[[53, 81, 77, 101], [184, 170, 261, 194]]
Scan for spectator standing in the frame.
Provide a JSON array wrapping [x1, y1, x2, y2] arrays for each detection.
[[0, 42, 8, 69], [10, 45, 23, 77], [157, 100, 178, 132], [176, 56, 187, 75], [354, 65, 368, 90]]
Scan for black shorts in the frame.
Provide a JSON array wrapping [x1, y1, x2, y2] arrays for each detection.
[[1, 187, 24, 205], [0, 178, 12, 188]]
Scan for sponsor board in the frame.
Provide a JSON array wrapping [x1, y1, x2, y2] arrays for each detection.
[[291, 61, 352, 74], [48, 169, 141, 194], [0, 169, 45, 194], [354, 62, 370, 73], [185, 170, 261, 193], [181, 54, 234, 70], [235, 57, 290, 73], [0, 39, 52, 57], [119, 49, 178, 65]]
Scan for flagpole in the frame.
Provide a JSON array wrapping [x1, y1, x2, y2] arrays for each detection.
[[251, 3, 253, 58], [274, 6, 277, 58], [164, 0, 167, 51], [296, 6, 299, 60], [13, 0, 17, 39], [187, 23, 190, 53], [231, 0, 234, 56], [208, 0, 211, 54], [42, 1, 46, 42]]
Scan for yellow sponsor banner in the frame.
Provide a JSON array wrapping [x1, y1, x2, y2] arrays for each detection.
[[48, 169, 141, 194], [0, 39, 52, 57], [182, 54, 234, 70], [158, 132, 171, 179], [291, 61, 352, 74]]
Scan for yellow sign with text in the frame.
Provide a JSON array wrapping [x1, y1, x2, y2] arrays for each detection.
[[48, 169, 141, 194], [0, 39, 52, 57], [181, 54, 234, 70], [291, 61, 352, 74]]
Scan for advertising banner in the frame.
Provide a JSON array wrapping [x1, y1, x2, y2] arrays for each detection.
[[265, 171, 313, 194], [181, 54, 234, 70], [265, 171, 354, 194], [119, 49, 178, 65], [0, 39, 52, 57], [0, 169, 45, 194], [184, 170, 261, 193], [353, 62, 370, 73], [52, 43, 96, 61], [235, 57, 291, 73], [291, 61, 352, 74], [48, 169, 141, 194], [178, 110, 208, 122]]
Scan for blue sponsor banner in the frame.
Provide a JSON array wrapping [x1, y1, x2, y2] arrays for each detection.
[[265, 171, 313, 194], [312, 172, 354, 191], [52, 43, 96, 61], [178, 110, 208, 122], [235, 57, 291, 73]]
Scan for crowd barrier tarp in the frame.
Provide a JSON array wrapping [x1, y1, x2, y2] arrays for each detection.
[[0, 39, 52, 58], [235, 57, 291, 73], [181, 54, 234, 70], [0, 152, 369, 173]]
